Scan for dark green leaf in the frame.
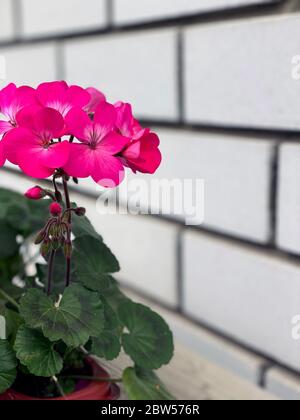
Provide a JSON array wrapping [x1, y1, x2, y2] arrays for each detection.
[[91, 301, 121, 360], [92, 332, 121, 361], [5, 309, 23, 344], [14, 326, 63, 377], [123, 367, 174, 400], [6, 204, 30, 232], [20, 285, 104, 347], [0, 221, 18, 258], [119, 302, 174, 370], [72, 215, 102, 240], [73, 236, 120, 290], [0, 339, 17, 393]]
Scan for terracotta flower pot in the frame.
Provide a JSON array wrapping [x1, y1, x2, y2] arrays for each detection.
[[0, 358, 120, 401]]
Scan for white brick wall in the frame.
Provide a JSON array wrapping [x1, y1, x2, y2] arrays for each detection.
[[20, 0, 107, 37], [120, 129, 275, 242], [64, 30, 178, 120], [184, 14, 300, 131], [114, 0, 280, 24], [183, 230, 300, 371], [0, 44, 57, 87], [277, 143, 300, 254], [0, 0, 14, 41]]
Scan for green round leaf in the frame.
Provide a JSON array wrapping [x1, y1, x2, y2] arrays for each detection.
[[123, 367, 174, 400], [14, 326, 63, 377], [91, 301, 121, 361], [20, 285, 104, 347], [74, 236, 120, 289], [72, 215, 102, 240], [0, 339, 17, 393], [92, 332, 121, 361], [119, 302, 174, 370]]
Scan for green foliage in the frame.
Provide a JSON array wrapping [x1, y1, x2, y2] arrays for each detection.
[[123, 367, 174, 400], [20, 285, 104, 347], [14, 326, 63, 377], [0, 187, 174, 400], [119, 301, 174, 370], [0, 339, 17, 393], [73, 236, 120, 289]]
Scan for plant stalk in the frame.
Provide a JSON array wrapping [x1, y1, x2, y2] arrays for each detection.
[[0, 288, 20, 310], [47, 250, 56, 296], [63, 176, 72, 288]]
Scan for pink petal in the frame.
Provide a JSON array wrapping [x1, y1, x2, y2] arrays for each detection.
[[0, 121, 13, 136], [65, 107, 92, 142], [16, 136, 53, 179], [34, 108, 65, 138], [115, 102, 134, 137], [37, 141, 70, 169], [36, 81, 68, 107], [90, 150, 125, 187], [0, 141, 6, 167], [67, 85, 91, 108], [122, 141, 141, 160], [84, 87, 106, 114], [3, 127, 34, 164], [16, 105, 43, 130], [63, 143, 93, 178], [94, 101, 117, 133], [0, 83, 17, 111], [98, 132, 129, 154]]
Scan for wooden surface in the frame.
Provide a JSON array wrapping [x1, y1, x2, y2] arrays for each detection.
[[101, 343, 277, 400], [99, 288, 278, 400]]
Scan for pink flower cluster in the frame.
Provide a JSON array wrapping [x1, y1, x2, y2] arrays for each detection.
[[0, 81, 161, 187]]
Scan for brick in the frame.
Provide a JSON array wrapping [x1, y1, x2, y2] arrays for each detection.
[[114, 0, 280, 24], [119, 129, 274, 242], [64, 30, 178, 120], [0, 44, 57, 88], [20, 0, 107, 37], [276, 143, 300, 254], [183, 230, 300, 371], [184, 14, 300, 130], [266, 367, 300, 400], [0, 0, 14, 41], [0, 169, 179, 308], [123, 288, 268, 384]]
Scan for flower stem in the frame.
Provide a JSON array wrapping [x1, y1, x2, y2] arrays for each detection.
[[47, 250, 56, 296], [63, 176, 72, 288], [0, 288, 20, 310]]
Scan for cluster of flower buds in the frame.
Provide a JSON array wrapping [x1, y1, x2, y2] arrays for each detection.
[[24, 186, 86, 259]]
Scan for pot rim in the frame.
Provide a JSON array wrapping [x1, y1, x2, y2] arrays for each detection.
[[1, 357, 120, 401]]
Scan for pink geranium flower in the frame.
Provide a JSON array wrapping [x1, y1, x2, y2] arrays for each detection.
[[115, 102, 162, 174], [64, 102, 129, 187], [0, 83, 38, 166], [4, 107, 70, 178], [84, 87, 106, 114], [36, 81, 90, 134]]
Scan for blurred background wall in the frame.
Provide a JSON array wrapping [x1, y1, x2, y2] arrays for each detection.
[[2, 0, 300, 399]]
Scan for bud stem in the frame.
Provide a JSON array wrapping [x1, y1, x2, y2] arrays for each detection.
[[47, 249, 56, 296], [63, 175, 72, 288]]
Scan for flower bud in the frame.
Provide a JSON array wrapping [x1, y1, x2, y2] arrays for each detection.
[[41, 239, 51, 257], [49, 202, 62, 217], [51, 237, 61, 251], [75, 207, 86, 217], [34, 229, 46, 245], [25, 186, 46, 200]]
